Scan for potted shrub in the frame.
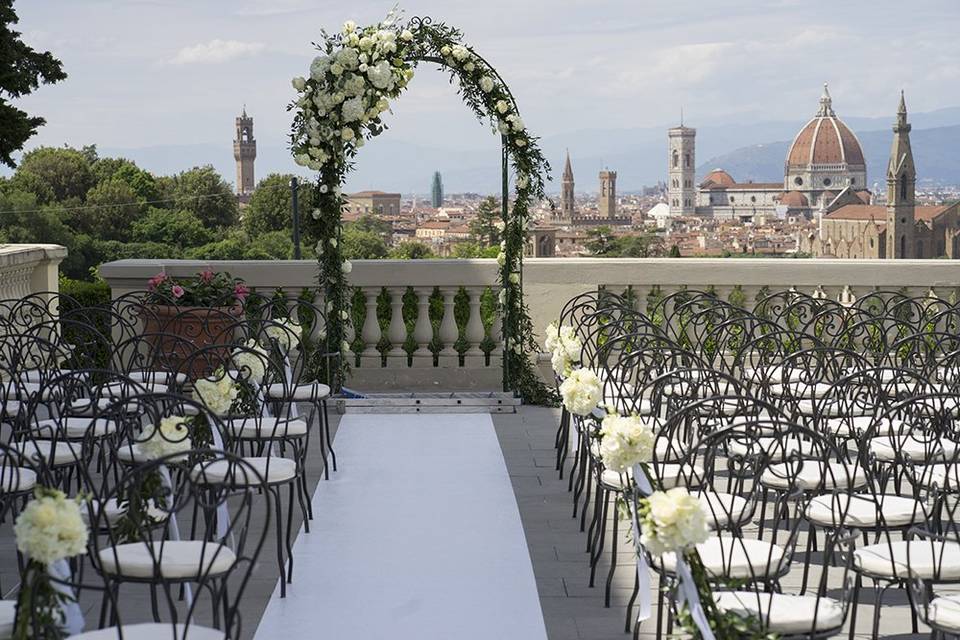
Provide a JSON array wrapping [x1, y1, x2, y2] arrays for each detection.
[[141, 270, 250, 379]]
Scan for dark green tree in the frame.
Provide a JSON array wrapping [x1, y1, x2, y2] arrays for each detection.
[[341, 225, 388, 259], [585, 225, 615, 255], [669, 244, 681, 258], [16, 146, 93, 202], [389, 241, 435, 259], [81, 177, 143, 241], [161, 165, 238, 229], [0, 1, 66, 167], [131, 208, 213, 248], [468, 196, 501, 246], [243, 173, 313, 236]]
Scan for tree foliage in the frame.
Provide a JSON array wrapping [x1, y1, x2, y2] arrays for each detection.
[[389, 241, 435, 260], [468, 196, 501, 246], [0, 1, 66, 167], [585, 226, 665, 258], [17, 147, 93, 202], [243, 173, 314, 236], [131, 208, 213, 248], [160, 165, 238, 229]]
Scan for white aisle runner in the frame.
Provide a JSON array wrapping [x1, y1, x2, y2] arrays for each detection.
[[253, 413, 548, 640]]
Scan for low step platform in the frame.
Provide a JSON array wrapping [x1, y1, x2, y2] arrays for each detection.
[[336, 391, 520, 414]]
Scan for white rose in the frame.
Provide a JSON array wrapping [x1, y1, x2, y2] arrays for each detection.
[[319, 184, 329, 194], [640, 488, 710, 557], [342, 260, 353, 274], [508, 272, 520, 285], [341, 340, 352, 353], [440, 45, 451, 56], [337, 47, 359, 69], [480, 76, 495, 93], [312, 208, 322, 219], [343, 20, 357, 34], [496, 251, 506, 267], [559, 368, 602, 416], [330, 62, 344, 76], [292, 76, 306, 91], [359, 63, 368, 73], [497, 121, 510, 136], [498, 288, 507, 305], [400, 29, 414, 41], [464, 62, 475, 73], [495, 99, 510, 114], [14, 490, 88, 565], [359, 36, 374, 51], [507, 114, 525, 132], [330, 238, 338, 248], [598, 414, 654, 473], [366, 59, 393, 89], [341, 127, 355, 140], [451, 44, 470, 61]]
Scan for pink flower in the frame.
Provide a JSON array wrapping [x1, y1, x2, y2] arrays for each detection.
[[171, 285, 185, 299], [234, 283, 250, 302], [147, 272, 167, 291], [199, 270, 214, 283]]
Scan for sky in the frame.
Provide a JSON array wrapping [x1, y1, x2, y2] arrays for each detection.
[[13, 0, 960, 166]]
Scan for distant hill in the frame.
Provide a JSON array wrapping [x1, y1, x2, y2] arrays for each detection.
[[697, 125, 960, 187], [63, 106, 960, 194]]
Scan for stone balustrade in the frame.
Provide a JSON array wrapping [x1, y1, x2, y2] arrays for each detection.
[[0, 244, 67, 310], [99, 257, 960, 390]]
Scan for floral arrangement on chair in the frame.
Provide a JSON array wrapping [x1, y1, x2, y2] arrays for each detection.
[[13, 487, 88, 639], [145, 270, 250, 307]]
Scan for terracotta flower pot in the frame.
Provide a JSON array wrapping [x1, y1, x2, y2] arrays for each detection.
[[141, 304, 242, 380]]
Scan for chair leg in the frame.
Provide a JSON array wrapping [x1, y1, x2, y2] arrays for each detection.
[[871, 581, 887, 640], [286, 483, 296, 583], [625, 566, 639, 633], [586, 482, 602, 554], [848, 574, 861, 640], [272, 486, 288, 598], [322, 399, 336, 472], [604, 498, 619, 607], [590, 490, 609, 588], [580, 462, 594, 533]]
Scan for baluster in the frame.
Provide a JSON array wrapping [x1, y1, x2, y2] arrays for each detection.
[[360, 288, 380, 366], [438, 287, 459, 366], [465, 287, 486, 366], [412, 286, 434, 366], [387, 287, 407, 365]]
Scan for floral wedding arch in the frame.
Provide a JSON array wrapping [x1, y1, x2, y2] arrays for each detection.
[[290, 9, 551, 401]]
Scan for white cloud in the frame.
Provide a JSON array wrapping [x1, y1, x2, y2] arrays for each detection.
[[170, 39, 265, 64]]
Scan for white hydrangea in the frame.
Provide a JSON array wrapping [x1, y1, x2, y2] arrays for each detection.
[[266, 317, 301, 352], [233, 339, 268, 384], [337, 47, 360, 69], [451, 44, 470, 61], [559, 368, 602, 416], [193, 371, 239, 416], [137, 415, 192, 460], [640, 488, 710, 557], [359, 36, 374, 51], [292, 76, 306, 91], [330, 62, 344, 76], [495, 99, 510, 114], [400, 29, 414, 41], [544, 322, 560, 353], [506, 113, 525, 132], [480, 76, 495, 93], [15, 489, 88, 565], [366, 59, 393, 90], [342, 260, 353, 274], [599, 414, 654, 473], [341, 95, 365, 122], [548, 324, 581, 377], [310, 55, 330, 79], [464, 62, 475, 73]]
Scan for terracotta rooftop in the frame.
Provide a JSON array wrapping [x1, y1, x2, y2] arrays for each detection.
[[825, 204, 952, 222], [349, 190, 401, 198], [786, 90, 865, 168]]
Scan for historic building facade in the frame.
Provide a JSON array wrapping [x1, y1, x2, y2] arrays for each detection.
[[671, 85, 871, 222], [552, 152, 630, 226], [799, 93, 960, 259], [233, 107, 256, 203]]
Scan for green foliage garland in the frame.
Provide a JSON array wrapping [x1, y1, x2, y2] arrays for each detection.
[[289, 9, 552, 400]]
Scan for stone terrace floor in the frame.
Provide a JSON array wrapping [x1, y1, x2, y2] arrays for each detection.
[[0, 406, 934, 639]]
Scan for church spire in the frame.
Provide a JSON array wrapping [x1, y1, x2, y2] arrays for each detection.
[[562, 149, 573, 181], [886, 90, 915, 258], [817, 83, 835, 117]]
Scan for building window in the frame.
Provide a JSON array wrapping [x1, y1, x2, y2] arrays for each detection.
[[823, 178, 832, 187], [851, 178, 856, 185], [750, 196, 756, 203], [901, 176, 908, 200], [684, 153, 691, 168], [729, 196, 735, 203], [794, 177, 803, 186], [672, 151, 678, 168]]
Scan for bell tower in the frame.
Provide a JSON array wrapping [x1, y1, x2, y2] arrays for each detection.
[[598, 169, 617, 219], [560, 150, 575, 220], [233, 107, 256, 202], [885, 91, 915, 259], [668, 121, 696, 216]]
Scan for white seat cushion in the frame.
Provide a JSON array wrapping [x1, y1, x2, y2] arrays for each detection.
[[727, 436, 818, 458], [1, 400, 22, 417], [128, 370, 188, 387], [36, 417, 117, 439], [265, 382, 330, 402], [769, 381, 831, 398], [824, 416, 902, 438], [0, 465, 36, 493], [870, 435, 957, 463], [0, 600, 14, 638], [762, 460, 866, 491], [225, 417, 308, 439], [104, 381, 168, 397], [191, 457, 297, 485], [715, 591, 845, 635], [698, 491, 752, 529], [657, 536, 786, 579], [69, 622, 225, 640], [12, 440, 82, 466], [656, 463, 705, 489], [928, 594, 960, 633], [97, 541, 236, 579], [805, 494, 926, 528], [854, 540, 960, 580]]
